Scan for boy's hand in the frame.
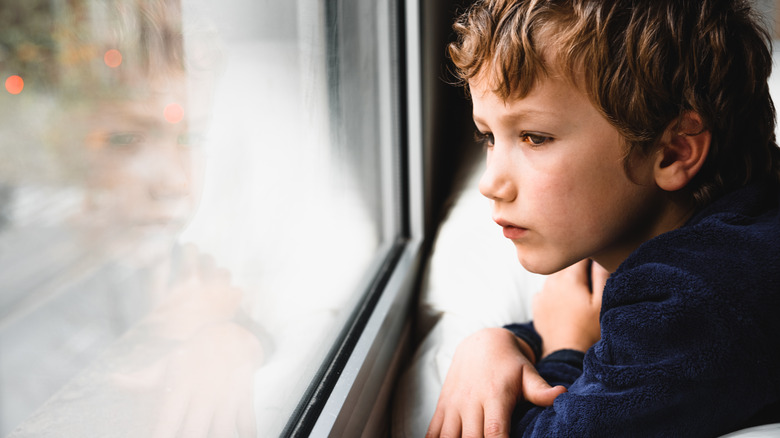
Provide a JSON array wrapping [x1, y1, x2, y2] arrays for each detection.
[[426, 327, 567, 438], [148, 244, 243, 340], [534, 259, 607, 358], [150, 322, 262, 438]]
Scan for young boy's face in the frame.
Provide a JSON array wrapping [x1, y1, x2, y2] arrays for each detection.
[[471, 74, 668, 274]]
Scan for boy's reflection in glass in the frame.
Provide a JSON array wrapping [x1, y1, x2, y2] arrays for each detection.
[[63, 82, 198, 265], [3, 1, 263, 436]]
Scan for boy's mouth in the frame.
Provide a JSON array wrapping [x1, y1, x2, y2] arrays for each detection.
[[494, 218, 528, 239]]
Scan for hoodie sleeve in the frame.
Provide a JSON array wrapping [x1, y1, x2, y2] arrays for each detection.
[[503, 322, 585, 387], [503, 321, 543, 363]]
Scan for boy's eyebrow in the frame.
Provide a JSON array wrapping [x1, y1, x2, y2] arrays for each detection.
[[473, 108, 558, 127], [472, 115, 488, 127], [101, 107, 187, 129]]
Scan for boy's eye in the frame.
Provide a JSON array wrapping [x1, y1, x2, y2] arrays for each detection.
[[476, 131, 495, 146], [177, 132, 202, 147], [521, 132, 551, 146], [107, 132, 145, 147]]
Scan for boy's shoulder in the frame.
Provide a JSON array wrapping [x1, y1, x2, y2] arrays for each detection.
[[614, 180, 780, 295], [635, 180, 777, 258], [688, 179, 780, 229]]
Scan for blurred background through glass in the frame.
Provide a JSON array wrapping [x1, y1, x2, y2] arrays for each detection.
[[0, 0, 397, 436]]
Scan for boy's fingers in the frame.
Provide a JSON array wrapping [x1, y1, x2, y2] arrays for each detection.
[[563, 259, 591, 284], [526, 383, 567, 407], [521, 367, 567, 407], [426, 408, 445, 438], [483, 399, 512, 438], [590, 260, 610, 305], [460, 405, 485, 438], [438, 414, 462, 438], [236, 387, 257, 438]]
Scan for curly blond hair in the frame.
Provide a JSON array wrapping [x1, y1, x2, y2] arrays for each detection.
[[450, 0, 780, 206]]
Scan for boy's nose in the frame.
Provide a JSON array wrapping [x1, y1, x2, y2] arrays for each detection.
[[478, 150, 516, 202], [149, 148, 192, 200]]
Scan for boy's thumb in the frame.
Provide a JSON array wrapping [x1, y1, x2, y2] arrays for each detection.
[[521, 370, 567, 407]]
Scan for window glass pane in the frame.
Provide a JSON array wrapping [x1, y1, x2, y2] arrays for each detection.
[[0, 0, 397, 436]]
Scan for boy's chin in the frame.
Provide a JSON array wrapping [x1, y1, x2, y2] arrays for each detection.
[[515, 249, 575, 276]]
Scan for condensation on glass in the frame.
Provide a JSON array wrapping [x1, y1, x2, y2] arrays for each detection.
[[0, 0, 398, 436]]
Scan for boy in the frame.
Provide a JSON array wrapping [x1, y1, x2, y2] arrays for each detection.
[[427, 0, 780, 436]]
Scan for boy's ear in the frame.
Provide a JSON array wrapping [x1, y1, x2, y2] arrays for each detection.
[[653, 112, 711, 192]]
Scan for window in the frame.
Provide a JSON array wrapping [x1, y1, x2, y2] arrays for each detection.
[[0, 0, 422, 436]]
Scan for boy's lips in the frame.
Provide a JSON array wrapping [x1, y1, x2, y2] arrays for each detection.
[[494, 218, 528, 239]]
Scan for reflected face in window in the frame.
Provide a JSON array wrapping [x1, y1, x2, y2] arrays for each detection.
[[60, 80, 204, 257]]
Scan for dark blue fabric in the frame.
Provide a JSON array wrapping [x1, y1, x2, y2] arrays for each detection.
[[505, 322, 543, 363], [507, 181, 780, 437]]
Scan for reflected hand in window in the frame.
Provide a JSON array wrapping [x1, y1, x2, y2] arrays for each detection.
[[147, 244, 243, 340], [109, 244, 264, 437], [151, 321, 262, 438]]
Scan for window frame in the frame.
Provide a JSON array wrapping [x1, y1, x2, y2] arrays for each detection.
[[280, 0, 425, 435]]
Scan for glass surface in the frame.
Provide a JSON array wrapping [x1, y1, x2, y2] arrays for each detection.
[[0, 0, 397, 436]]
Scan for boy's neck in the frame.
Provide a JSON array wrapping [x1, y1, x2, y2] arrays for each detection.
[[594, 195, 696, 273]]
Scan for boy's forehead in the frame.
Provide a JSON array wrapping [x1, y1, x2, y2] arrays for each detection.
[[469, 76, 570, 124]]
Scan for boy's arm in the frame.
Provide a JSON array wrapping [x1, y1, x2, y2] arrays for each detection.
[[507, 260, 605, 424], [426, 327, 566, 438], [426, 260, 605, 438]]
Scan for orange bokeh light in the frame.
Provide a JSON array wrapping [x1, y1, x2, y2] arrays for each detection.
[[104, 49, 122, 68], [164, 103, 184, 124], [5, 75, 24, 95]]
